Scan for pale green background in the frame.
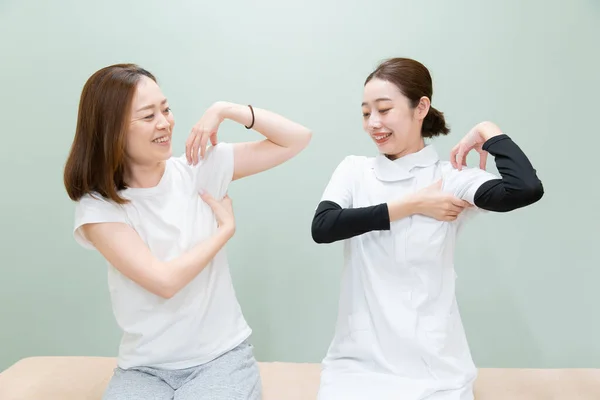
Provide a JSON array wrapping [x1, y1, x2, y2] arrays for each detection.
[[1, 0, 598, 372]]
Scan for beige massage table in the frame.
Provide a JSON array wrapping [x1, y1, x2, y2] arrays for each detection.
[[1, 357, 599, 399]]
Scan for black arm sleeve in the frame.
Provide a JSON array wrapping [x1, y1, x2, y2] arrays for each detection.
[[473, 134, 544, 212], [311, 201, 390, 244]]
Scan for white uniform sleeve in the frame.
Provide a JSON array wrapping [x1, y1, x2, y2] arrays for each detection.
[[320, 156, 355, 209], [73, 194, 130, 250], [194, 142, 235, 199], [443, 166, 499, 205]]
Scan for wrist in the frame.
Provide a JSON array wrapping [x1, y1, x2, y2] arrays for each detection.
[[213, 102, 253, 128], [403, 194, 420, 215], [388, 196, 419, 221], [211, 101, 235, 121], [218, 223, 236, 238], [477, 121, 503, 141]]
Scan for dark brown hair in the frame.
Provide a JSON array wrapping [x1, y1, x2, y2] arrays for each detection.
[[365, 58, 450, 138], [64, 63, 157, 204]]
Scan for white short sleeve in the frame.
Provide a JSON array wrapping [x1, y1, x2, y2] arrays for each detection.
[[73, 194, 130, 250], [320, 156, 356, 209], [442, 166, 499, 205], [194, 142, 234, 199]]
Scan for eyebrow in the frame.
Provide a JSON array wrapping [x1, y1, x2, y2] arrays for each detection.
[[136, 98, 168, 112], [361, 97, 393, 106]]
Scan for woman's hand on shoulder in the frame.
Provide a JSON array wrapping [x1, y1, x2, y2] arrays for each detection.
[[450, 121, 503, 171], [186, 102, 230, 166]]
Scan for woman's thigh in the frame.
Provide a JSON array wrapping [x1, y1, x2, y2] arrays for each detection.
[[175, 340, 262, 400], [102, 366, 175, 400]]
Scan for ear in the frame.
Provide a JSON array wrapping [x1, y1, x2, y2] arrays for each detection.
[[415, 96, 430, 120]]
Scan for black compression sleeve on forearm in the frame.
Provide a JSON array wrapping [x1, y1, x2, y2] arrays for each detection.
[[311, 201, 390, 244]]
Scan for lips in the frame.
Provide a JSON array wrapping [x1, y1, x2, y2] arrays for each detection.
[[372, 132, 392, 145], [152, 135, 170, 144], [373, 132, 392, 140]]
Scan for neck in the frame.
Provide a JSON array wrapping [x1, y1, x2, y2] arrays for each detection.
[[124, 160, 166, 188], [386, 137, 425, 161]]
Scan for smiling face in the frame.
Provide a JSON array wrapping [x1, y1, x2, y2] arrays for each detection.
[[125, 75, 175, 166], [362, 77, 429, 159]]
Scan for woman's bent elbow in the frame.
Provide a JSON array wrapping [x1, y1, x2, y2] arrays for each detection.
[[523, 180, 544, 206], [505, 181, 545, 211], [151, 269, 180, 299], [311, 222, 333, 244], [298, 129, 313, 152], [154, 281, 178, 299]]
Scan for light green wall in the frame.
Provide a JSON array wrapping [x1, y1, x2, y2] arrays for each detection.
[[1, 0, 598, 371]]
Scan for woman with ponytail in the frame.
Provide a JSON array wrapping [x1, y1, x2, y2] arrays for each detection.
[[311, 57, 544, 400]]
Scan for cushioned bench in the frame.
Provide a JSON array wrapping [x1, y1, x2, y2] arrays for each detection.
[[1, 357, 599, 399]]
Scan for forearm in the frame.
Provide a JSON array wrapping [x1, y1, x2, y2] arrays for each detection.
[[387, 197, 419, 221], [474, 125, 544, 211], [160, 226, 234, 296], [311, 196, 423, 244], [216, 101, 311, 150], [311, 201, 390, 243]]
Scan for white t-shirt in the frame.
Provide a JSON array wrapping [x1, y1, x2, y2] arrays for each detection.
[[317, 145, 497, 400], [73, 142, 251, 370]]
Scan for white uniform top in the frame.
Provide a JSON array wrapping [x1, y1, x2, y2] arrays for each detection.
[[318, 145, 497, 400], [73, 143, 251, 370]]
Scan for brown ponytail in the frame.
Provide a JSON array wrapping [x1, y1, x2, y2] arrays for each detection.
[[422, 106, 450, 138]]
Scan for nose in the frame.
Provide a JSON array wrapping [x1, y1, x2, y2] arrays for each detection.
[[368, 113, 382, 130], [156, 113, 170, 130]]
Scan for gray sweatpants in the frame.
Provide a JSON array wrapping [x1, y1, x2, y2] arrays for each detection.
[[102, 339, 262, 400]]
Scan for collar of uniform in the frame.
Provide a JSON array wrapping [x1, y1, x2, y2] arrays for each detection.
[[373, 145, 439, 182]]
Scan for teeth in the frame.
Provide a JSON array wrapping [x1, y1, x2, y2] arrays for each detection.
[[153, 136, 169, 143], [374, 133, 391, 140]]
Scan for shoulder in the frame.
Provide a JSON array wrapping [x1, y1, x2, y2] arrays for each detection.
[[172, 142, 234, 172], [203, 142, 234, 166], [74, 192, 129, 226], [324, 155, 371, 184], [73, 193, 130, 250], [209, 142, 234, 156], [343, 154, 371, 164], [440, 161, 497, 183], [439, 161, 498, 198], [329, 155, 378, 186], [333, 155, 371, 172], [168, 143, 234, 180], [76, 192, 126, 213], [170, 143, 235, 197]]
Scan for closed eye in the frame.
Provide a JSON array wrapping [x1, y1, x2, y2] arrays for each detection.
[[144, 107, 171, 120]]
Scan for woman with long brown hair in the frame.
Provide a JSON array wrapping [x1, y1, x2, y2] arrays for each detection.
[[64, 63, 312, 399]]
